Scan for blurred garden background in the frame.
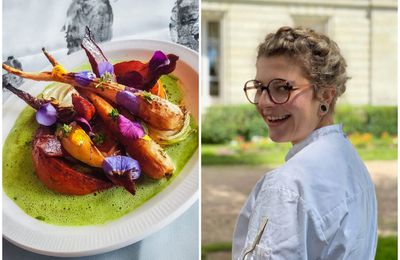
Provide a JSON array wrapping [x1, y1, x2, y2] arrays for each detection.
[[201, 0, 397, 259], [201, 105, 397, 259]]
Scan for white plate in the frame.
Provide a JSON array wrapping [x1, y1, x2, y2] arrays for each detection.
[[2, 40, 199, 257]]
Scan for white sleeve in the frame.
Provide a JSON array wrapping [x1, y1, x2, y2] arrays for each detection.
[[232, 176, 266, 260], [235, 186, 327, 260]]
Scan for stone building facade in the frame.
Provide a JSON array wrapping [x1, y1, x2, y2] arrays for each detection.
[[201, 0, 397, 108]]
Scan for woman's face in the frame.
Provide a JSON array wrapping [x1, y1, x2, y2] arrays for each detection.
[[255, 55, 321, 144]]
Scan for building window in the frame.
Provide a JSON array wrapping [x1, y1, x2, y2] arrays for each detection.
[[207, 21, 220, 96]]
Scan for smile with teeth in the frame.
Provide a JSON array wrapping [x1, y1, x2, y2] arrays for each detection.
[[267, 114, 290, 122]]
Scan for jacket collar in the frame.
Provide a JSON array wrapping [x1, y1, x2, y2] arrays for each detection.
[[285, 124, 345, 161]]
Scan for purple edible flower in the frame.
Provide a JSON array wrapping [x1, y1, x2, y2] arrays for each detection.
[[116, 91, 140, 116], [74, 116, 93, 133], [98, 61, 114, 77], [117, 115, 145, 140], [103, 155, 141, 178], [149, 50, 170, 71], [102, 155, 141, 194], [36, 103, 57, 126], [74, 71, 96, 86]]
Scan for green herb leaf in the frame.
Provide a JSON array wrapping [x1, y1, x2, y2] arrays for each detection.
[[108, 108, 120, 121], [60, 123, 72, 137], [140, 121, 148, 135], [93, 133, 106, 146], [143, 91, 156, 104], [95, 72, 113, 89]]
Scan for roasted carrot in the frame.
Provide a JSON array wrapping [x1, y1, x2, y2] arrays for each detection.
[[150, 80, 166, 99], [80, 90, 174, 179], [56, 122, 105, 168], [2, 60, 183, 131], [72, 94, 96, 121]]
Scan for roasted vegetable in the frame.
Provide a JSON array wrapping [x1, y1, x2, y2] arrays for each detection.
[[72, 93, 96, 121], [81, 26, 117, 81], [2, 59, 184, 131], [56, 122, 105, 168], [81, 90, 175, 179], [32, 127, 113, 195], [42, 83, 78, 107], [150, 80, 167, 99], [148, 112, 195, 145], [3, 83, 75, 124], [113, 51, 178, 91], [2, 38, 192, 196], [123, 137, 174, 179], [82, 27, 177, 91]]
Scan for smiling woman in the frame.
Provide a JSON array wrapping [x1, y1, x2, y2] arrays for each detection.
[[252, 56, 319, 144], [233, 26, 378, 259]]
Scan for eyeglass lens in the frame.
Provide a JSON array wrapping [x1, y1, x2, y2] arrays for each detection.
[[245, 79, 291, 104]]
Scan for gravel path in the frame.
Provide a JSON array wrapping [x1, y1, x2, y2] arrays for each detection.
[[201, 160, 397, 248]]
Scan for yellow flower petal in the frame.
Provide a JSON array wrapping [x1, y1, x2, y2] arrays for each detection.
[[142, 135, 152, 141], [52, 65, 67, 80]]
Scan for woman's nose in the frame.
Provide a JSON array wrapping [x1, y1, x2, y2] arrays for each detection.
[[257, 89, 275, 108]]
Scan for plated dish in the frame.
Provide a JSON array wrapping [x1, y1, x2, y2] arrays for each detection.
[[3, 33, 198, 256]]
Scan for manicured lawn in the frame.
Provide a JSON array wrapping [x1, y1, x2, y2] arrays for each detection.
[[202, 143, 288, 167], [201, 236, 397, 259], [375, 236, 397, 260], [201, 242, 232, 259], [202, 136, 397, 166]]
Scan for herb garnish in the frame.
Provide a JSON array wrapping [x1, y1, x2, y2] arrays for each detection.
[[93, 133, 106, 145], [60, 124, 72, 136], [95, 72, 113, 90], [143, 91, 156, 104], [140, 121, 148, 135], [108, 108, 119, 121]]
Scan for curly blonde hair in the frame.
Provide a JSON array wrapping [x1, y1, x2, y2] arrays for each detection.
[[257, 26, 349, 106]]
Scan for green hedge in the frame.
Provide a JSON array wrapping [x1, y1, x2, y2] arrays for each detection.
[[201, 104, 268, 143], [202, 104, 397, 144], [335, 106, 397, 136]]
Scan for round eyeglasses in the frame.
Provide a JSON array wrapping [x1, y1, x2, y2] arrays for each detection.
[[243, 78, 306, 105]]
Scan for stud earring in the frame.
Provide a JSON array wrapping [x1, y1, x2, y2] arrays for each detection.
[[320, 103, 329, 114]]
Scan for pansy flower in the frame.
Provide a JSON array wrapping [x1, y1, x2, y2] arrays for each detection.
[[102, 155, 141, 194], [36, 103, 57, 126]]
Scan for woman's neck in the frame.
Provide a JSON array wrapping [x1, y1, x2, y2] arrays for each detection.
[[291, 114, 334, 145], [317, 113, 334, 128]]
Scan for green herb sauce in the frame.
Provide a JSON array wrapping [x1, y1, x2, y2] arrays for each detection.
[[3, 75, 198, 226]]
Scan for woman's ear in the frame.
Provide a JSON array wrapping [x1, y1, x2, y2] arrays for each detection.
[[319, 87, 337, 106]]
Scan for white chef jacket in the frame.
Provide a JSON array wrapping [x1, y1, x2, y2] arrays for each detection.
[[232, 124, 378, 260]]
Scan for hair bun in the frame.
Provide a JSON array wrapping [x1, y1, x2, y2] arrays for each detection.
[[277, 26, 295, 42]]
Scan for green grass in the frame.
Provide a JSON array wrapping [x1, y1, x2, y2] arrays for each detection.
[[202, 143, 288, 166], [357, 146, 398, 161], [202, 138, 397, 166], [376, 236, 397, 260], [201, 242, 232, 259], [201, 236, 397, 259]]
